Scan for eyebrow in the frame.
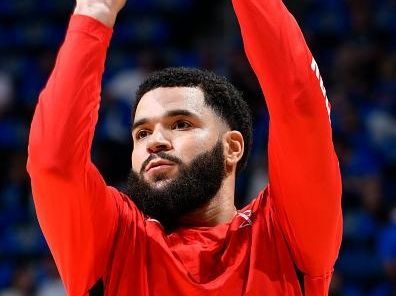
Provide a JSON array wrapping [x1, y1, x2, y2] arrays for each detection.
[[132, 109, 198, 131]]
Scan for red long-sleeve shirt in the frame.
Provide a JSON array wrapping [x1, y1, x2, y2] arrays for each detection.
[[27, 1, 342, 295]]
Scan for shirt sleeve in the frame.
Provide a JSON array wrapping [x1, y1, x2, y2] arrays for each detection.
[[27, 15, 125, 295], [232, 0, 342, 287]]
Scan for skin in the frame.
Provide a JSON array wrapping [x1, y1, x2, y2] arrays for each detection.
[[132, 87, 244, 226], [74, 0, 125, 28], [74, 1, 245, 227]]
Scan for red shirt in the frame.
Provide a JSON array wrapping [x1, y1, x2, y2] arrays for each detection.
[[27, 1, 342, 295]]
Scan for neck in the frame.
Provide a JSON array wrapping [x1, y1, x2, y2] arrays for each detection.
[[178, 174, 237, 228]]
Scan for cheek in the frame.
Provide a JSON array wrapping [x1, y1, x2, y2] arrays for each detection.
[[173, 132, 214, 162], [131, 148, 144, 172]]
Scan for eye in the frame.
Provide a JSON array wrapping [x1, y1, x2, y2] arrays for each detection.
[[172, 120, 192, 130], [135, 130, 151, 140]]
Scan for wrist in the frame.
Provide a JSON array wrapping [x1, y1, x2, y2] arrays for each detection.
[[74, 3, 118, 27]]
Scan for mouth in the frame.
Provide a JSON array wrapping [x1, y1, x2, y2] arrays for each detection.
[[145, 160, 175, 173]]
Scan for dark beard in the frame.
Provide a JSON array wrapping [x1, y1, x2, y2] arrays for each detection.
[[126, 141, 226, 231]]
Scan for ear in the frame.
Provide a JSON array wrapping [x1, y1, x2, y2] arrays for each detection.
[[223, 130, 244, 173]]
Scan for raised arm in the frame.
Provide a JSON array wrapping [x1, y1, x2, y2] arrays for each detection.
[[27, 2, 128, 294], [232, 0, 342, 291]]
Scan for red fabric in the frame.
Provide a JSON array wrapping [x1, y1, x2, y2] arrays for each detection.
[[27, 1, 342, 295]]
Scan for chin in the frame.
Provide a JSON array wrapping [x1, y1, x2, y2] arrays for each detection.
[[147, 174, 175, 187], [152, 179, 173, 189]]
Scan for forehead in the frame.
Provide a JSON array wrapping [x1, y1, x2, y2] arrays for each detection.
[[134, 87, 211, 121]]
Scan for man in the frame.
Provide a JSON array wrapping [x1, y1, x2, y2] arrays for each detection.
[[27, 0, 342, 295]]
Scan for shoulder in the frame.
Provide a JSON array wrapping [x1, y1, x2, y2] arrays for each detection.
[[243, 186, 270, 214], [107, 186, 146, 227]]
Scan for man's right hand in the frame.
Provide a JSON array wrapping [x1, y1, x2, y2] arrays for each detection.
[[74, 0, 126, 28]]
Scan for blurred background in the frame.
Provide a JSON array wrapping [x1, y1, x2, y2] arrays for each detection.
[[0, 0, 395, 295]]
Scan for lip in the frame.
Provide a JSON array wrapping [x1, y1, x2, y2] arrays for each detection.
[[145, 160, 175, 172]]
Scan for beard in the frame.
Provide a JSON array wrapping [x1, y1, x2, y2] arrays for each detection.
[[126, 140, 226, 231]]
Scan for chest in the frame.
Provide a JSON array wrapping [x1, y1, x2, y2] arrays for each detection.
[[102, 211, 302, 296]]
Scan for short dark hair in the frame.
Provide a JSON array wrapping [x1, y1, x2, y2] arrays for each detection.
[[132, 67, 253, 173]]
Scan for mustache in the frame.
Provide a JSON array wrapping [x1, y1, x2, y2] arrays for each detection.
[[140, 151, 183, 174]]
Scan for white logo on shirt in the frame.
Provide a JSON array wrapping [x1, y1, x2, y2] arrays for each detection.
[[311, 57, 331, 120], [238, 210, 253, 229]]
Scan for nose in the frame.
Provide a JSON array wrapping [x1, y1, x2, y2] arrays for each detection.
[[146, 127, 172, 154]]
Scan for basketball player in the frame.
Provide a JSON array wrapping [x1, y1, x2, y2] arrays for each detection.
[[27, 0, 342, 295]]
